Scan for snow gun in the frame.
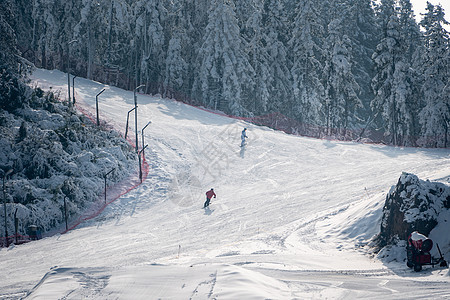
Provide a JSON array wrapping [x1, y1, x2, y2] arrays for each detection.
[[406, 231, 447, 272]]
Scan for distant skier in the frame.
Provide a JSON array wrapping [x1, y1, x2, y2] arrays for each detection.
[[204, 188, 216, 208], [241, 128, 248, 147]]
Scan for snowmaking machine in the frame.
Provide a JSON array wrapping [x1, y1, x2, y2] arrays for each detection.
[[406, 231, 447, 272]]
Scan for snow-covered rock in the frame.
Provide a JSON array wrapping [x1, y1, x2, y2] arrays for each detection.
[[377, 172, 450, 249]]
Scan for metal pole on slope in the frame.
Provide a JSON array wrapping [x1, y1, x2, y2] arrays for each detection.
[[134, 84, 145, 153], [2, 169, 13, 248], [96, 88, 106, 126], [14, 208, 18, 244], [141, 121, 151, 156], [72, 75, 78, 105], [138, 145, 148, 183], [125, 106, 137, 140], [67, 40, 78, 107], [64, 196, 69, 231], [104, 168, 115, 204]]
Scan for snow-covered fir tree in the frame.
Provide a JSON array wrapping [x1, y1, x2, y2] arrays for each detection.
[[164, 30, 187, 99], [0, 0, 20, 73], [289, 0, 325, 127], [345, 0, 378, 124], [261, 0, 292, 115], [374, 0, 396, 36], [396, 0, 422, 145], [74, 0, 110, 80], [31, 0, 61, 70], [9, 0, 33, 63], [244, 0, 271, 114], [323, 0, 362, 137], [418, 3, 450, 147], [371, 0, 421, 146], [5, 0, 448, 148], [0, 0, 25, 111], [397, 0, 422, 60], [102, 1, 133, 87], [193, 0, 255, 115], [163, 0, 192, 100], [234, 0, 254, 39], [133, 0, 167, 94]]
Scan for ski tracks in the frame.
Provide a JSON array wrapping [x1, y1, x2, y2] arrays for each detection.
[[189, 271, 218, 299]]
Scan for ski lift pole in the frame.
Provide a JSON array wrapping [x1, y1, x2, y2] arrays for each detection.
[[14, 208, 18, 244], [125, 106, 137, 140], [104, 168, 115, 204], [72, 76, 78, 105], [138, 145, 148, 183], [63, 196, 69, 231], [95, 88, 106, 126], [2, 169, 13, 248], [134, 84, 145, 153], [67, 39, 78, 106], [141, 121, 151, 155]]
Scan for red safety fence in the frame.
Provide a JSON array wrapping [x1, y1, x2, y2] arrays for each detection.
[[62, 156, 149, 234], [0, 234, 42, 248], [59, 99, 150, 233]]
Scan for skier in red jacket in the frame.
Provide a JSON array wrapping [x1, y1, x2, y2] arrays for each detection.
[[204, 188, 216, 208]]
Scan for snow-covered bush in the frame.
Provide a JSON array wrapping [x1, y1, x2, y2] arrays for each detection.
[[0, 67, 24, 112], [0, 87, 136, 237]]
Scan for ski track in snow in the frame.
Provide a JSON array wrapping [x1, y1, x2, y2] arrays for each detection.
[[0, 69, 449, 299]]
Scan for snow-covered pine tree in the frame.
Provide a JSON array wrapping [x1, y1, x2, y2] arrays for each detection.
[[164, 30, 187, 99], [192, 0, 255, 115], [58, 0, 81, 71], [374, 0, 396, 36], [345, 0, 378, 126], [31, 0, 61, 70], [0, 0, 20, 72], [396, 0, 422, 145], [417, 3, 450, 147], [398, 0, 421, 60], [163, 0, 192, 100], [133, 0, 167, 94], [371, 1, 398, 144], [29, 0, 80, 72], [261, 0, 292, 115], [10, 0, 33, 63], [0, 0, 24, 111], [371, 0, 419, 146], [323, 0, 361, 138], [234, 0, 254, 40], [244, 0, 271, 114], [181, 0, 210, 102], [289, 0, 325, 128], [103, 1, 133, 87], [74, 0, 111, 80]]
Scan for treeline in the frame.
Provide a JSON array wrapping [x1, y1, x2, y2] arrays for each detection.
[[1, 2, 137, 240], [3, 0, 450, 147]]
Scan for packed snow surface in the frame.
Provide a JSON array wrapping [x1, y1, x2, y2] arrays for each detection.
[[1, 69, 449, 299]]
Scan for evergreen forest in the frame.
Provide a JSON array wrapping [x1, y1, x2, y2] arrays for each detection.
[[1, 0, 449, 147]]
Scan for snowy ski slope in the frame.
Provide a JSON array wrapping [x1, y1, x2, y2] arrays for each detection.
[[0, 68, 449, 299]]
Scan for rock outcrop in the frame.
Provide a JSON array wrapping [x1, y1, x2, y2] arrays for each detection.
[[376, 172, 450, 248]]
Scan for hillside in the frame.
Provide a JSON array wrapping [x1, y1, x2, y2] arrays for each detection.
[[0, 69, 449, 299]]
